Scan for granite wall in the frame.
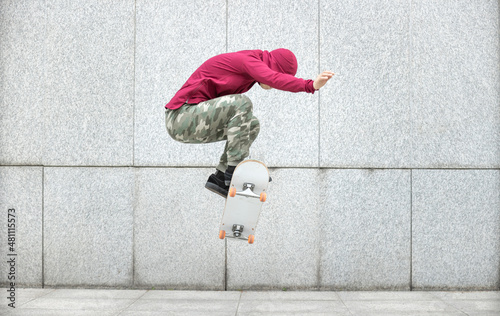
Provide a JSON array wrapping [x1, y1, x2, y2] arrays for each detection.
[[1, 0, 499, 290]]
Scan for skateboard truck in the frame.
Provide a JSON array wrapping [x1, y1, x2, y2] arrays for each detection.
[[232, 224, 244, 237], [243, 182, 255, 190], [236, 183, 259, 199]]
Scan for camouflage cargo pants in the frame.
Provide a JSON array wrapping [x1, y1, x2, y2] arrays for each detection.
[[165, 94, 260, 172]]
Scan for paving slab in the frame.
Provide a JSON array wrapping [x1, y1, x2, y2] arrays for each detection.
[[429, 291, 500, 301], [237, 300, 350, 314], [4, 310, 119, 316], [118, 312, 232, 316], [0, 288, 54, 308], [341, 300, 461, 314], [338, 291, 437, 301], [237, 313, 348, 316], [1, 288, 499, 316], [19, 298, 135, 311], [348, 313, 466, 316], [42, 289, 146, 299], [123, 299, 239, 314], [241, 291, 340, 301], [140, 290, 240, 301], [443, 299, 500, 314]]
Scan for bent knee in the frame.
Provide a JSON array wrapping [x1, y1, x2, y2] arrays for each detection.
[[234, 94, 253, 112], [250, 116, 260, 140]]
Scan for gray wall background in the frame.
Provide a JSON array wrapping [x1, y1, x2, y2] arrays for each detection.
[[1, 0, 499, 290]]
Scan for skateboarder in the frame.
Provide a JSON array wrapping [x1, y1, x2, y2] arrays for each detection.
[[165, 49, 334, 198]]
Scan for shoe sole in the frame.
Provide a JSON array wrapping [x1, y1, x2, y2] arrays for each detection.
[[205, 182, 228, 199]]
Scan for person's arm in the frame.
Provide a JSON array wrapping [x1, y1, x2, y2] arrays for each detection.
[[242, 58, 334, 93], [242, 58, 316, 93]]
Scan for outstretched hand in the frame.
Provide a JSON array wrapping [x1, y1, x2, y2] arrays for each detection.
[[313, 71, 335, 90]]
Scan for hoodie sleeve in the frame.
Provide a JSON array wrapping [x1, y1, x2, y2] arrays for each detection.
[[241, 57, 316, 94]]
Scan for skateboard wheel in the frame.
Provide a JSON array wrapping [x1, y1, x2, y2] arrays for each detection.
[[259, 192, 267, 202], [219, 230, 226, 239], [229, 187, 236, 197], [248, 235, 255, 244]]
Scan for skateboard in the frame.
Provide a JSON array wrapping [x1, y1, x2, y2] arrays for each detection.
[[218, 159, 270, 244]]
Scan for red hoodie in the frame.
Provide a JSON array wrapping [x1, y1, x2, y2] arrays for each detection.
[[165, 49, 316, 110]]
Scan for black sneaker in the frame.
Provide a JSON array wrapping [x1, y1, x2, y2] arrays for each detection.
[[224, 165, 236, 186], [205, 170, 229, 198]]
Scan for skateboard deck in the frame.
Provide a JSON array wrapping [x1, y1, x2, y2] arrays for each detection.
[[218, 159, 270, 244]]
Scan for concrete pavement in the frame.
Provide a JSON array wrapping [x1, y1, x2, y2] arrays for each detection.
[[1, 288, 499, 315]]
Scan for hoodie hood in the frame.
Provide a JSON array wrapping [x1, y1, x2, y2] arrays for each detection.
[[262, 48, 298, 76]]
